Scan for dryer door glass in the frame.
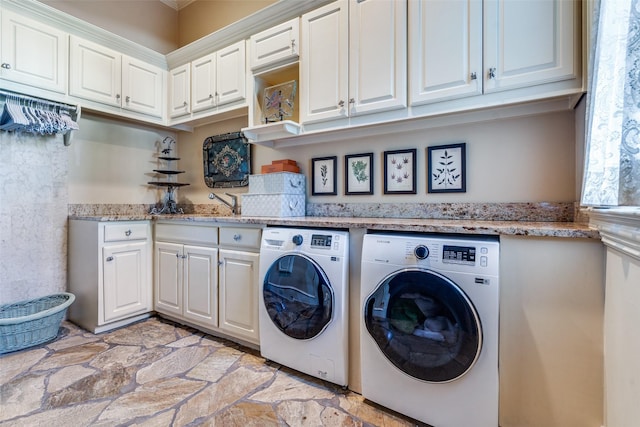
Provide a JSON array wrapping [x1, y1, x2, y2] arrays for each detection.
[[364, 269, 481, 382], [263, 254, 333, 340]]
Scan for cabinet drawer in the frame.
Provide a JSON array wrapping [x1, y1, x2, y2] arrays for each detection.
[[103, 222, 149, 242], [250, 17, 299, 70], [219, 227, 261, 250], [155, 223, 218, 246]]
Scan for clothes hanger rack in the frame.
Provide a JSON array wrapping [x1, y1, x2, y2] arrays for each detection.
[[0, 89, 81, 146]]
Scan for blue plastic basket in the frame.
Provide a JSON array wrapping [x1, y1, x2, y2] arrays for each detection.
[[0, 292, 75, 354]]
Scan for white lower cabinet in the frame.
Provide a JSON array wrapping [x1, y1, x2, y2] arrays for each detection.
[[153, 222, 261, 345], [155, 240, 219, 328], [219, 249, 260, 343], [68, 220, 152, 333]]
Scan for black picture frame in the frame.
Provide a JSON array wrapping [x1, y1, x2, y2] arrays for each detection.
[[311, 156, 338, 195], [427, 142, 467, 193], [383, 149, 417, 194], [345, 153, 374, 195]]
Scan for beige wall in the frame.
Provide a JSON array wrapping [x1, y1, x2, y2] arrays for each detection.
[[178, 0, 277, 47], [178, 111, 577, 207], [40, 0, 179, 53], [68, 113, 178, 204]]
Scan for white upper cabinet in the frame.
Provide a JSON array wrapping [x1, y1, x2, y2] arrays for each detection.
[[409, 0, 482, 105], [301, 0, 406, 124], [70, 36, 122, 107], [250, 17, 300, 71], [300, 0, 349, 123], [410, 0, 578, 107], [169, 63, 191, 118], [348, 0, 407, 116], [122, 55, 164, 117], [217, 41, 246, 107], [191, 40, 246, 114], [483, 0, 577, 93], [1, 10, 68, 94], [70, 36, 165, 118]]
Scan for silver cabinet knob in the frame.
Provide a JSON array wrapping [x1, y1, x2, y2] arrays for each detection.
[[1, 63, 11, 69], [349, 98, 355, 104], [125, 95, 130, 103], [106, 256, 114, 262], [488, 67, 496, 79], [183, 101, 188, 106], [116, 94, 121, 99], [338, 100, 345, 107], [125, 230, 132, 237], [470, 72, 477, 80], [233, 234, 241, 241]]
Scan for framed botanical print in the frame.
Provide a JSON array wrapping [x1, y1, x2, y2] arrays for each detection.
[[311, 156, 337, 195], [427, 143, 466, 193], [345, 153, 373, 195], [383, 149, 417, 194]]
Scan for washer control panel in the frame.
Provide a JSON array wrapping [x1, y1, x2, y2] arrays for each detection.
[[442, 245, 476, 265]]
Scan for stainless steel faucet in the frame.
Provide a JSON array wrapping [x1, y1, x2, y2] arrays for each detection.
[[209, 192, 239, 215]]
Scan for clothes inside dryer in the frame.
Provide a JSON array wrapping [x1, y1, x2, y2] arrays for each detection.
[[263, 254, 333, 340], [364, 268, 481, 383]]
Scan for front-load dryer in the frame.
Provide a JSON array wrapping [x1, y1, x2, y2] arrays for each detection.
[[259, 227, 349, 386], [360, 233, 499, 427]]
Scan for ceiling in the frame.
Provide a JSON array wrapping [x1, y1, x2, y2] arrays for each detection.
[[159, 0, 195, 11]]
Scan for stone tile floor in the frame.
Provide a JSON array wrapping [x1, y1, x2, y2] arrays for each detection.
[[0, 317, 421, 426]]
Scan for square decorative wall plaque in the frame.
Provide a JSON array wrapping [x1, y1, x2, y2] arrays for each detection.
[[427, 143, 466, 193]]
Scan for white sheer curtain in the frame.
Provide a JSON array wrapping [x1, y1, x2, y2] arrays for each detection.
[[581, 0, 640, 206]]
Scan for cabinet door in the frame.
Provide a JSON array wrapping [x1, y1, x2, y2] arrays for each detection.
[[349, 0, 407, 115], [250, 17, 300, 71], [69, 36, 122, 107], [0, 11, 68, 93], [122, 56, 165, 118], [103, 241, 150, 323], [483, 0, 576, 93], [191, 52, 216, 113], [154, 241, 182, 316], [409, 0, 482, 105], [301, 0, 349, 124], [183, 245, 219, 327], [219, 249, 259, 343], [169, 63, 191, 118], [216, 41, 246, 107]]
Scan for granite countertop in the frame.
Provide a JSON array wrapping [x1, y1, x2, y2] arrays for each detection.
[[69, 214, 600, 239]]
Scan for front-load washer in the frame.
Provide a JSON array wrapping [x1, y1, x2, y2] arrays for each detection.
[[360, 233, 499, 427], [259, 227, 349, 386]]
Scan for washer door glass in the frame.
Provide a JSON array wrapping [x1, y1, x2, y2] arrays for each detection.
[[364, 269, 482, 382], [263, 254, 333, 340]]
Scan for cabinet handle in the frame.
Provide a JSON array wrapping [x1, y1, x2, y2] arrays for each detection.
[[183, 101, 188, 107], [218, 260, 224, 266], [125, 229, 132, 237], [209, 94, 213, 99], [338, 100, 345, 107], [233, 234, 242, 241], [125, 96, 130, 103], [349, 98, 355, 104], [291, 39, 296, 53], [1, 63, 11, 69], [470, 72, 477, 80], [488, 67, 496, 79], [181, 255, 187, 259], [106, 256, 114, 262], [116, 94, 121, 99]]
